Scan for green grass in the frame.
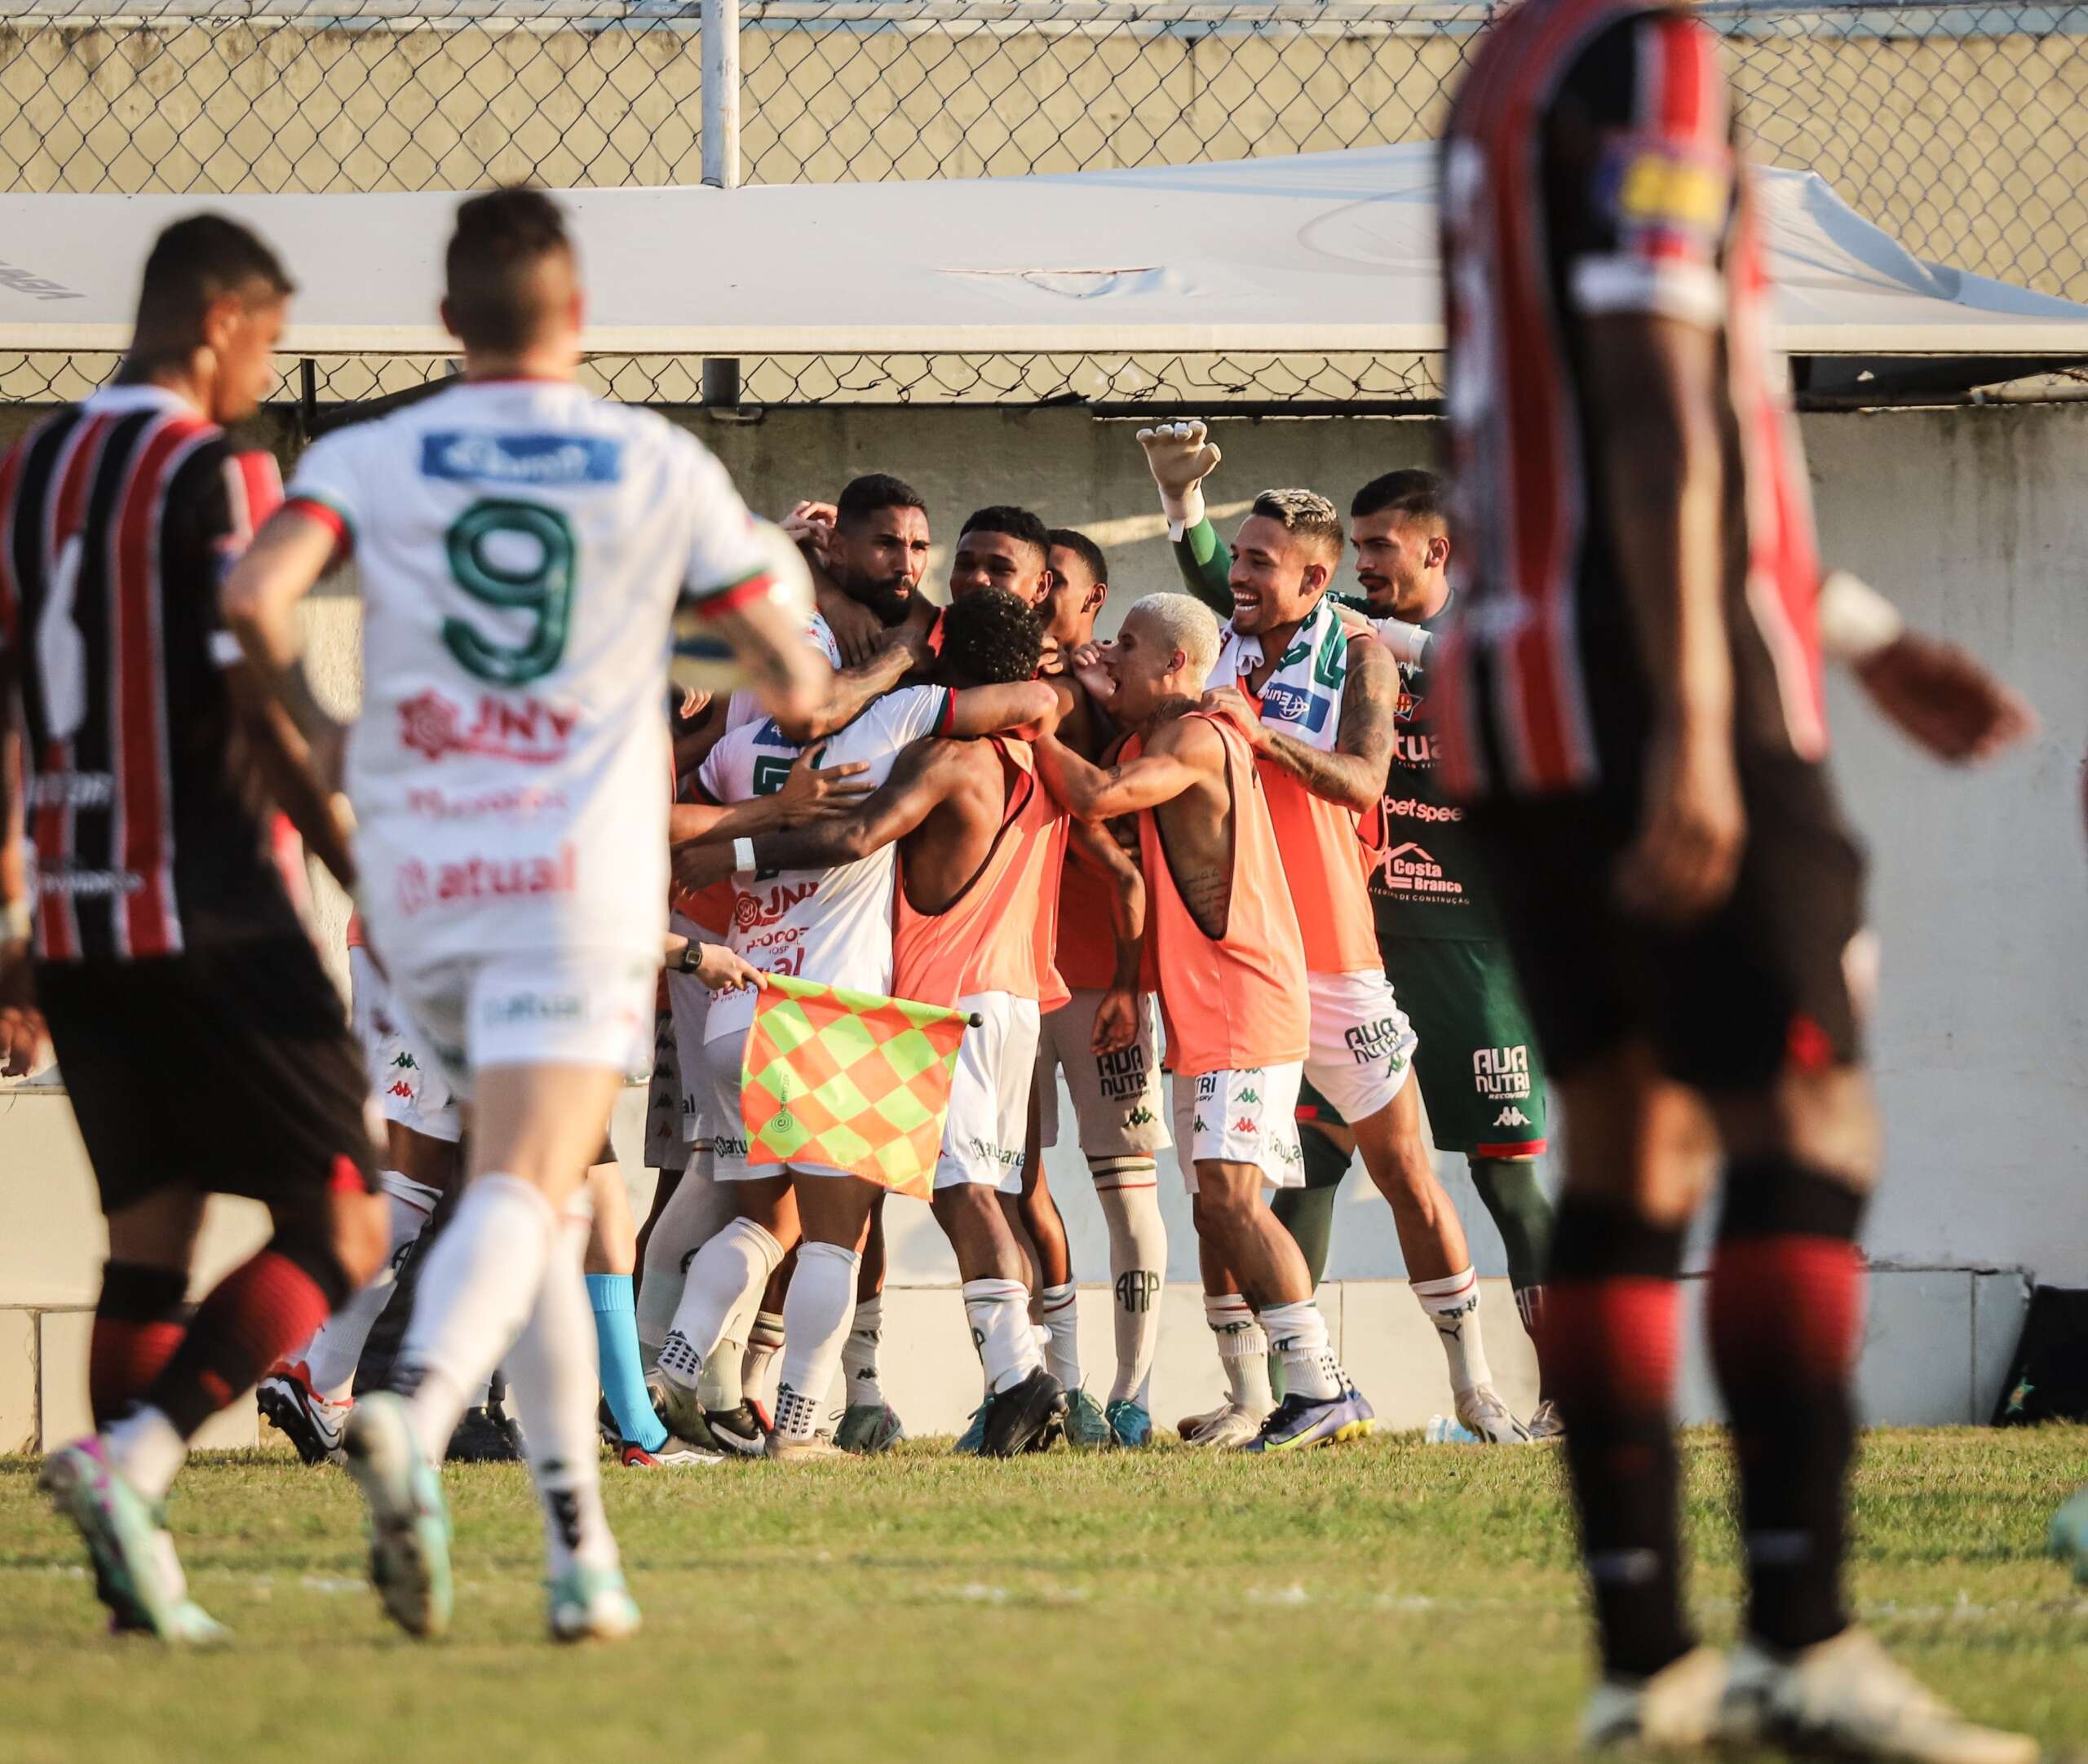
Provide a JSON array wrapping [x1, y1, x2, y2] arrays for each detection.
[[2, 1428, 2085, 1764]]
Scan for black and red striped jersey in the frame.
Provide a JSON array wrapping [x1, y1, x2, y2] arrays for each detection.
[[1436, 0, 1826, 799], [0, 382, 305, 962]]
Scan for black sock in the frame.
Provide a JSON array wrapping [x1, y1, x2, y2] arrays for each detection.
[[1468, 1154, 1555, 1337], [1710, 1157, 1867, 1654], [1544, 1196, 1692, 1678]]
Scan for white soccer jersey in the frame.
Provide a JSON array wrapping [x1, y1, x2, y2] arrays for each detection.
[[723, 612, 841, 732], [697, 683, 953, 1043], [288, 379, 774, 965]]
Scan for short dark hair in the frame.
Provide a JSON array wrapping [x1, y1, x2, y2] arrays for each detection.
[[1046, 526, 1108, 588], [134, 214, 293, 343], [939, 586, 1042, 686], [1351, 469, 1447, 527], [1249, 487, 1344, 561], [445, 186, 575, 355], [958, 505, 1051, 566], [836, 472, 927, 529]]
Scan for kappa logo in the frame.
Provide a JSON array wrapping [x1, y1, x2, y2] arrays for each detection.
[[387, 1080, 414, 1101], [1192, 1115, 1208, 1134], [1236, 1087, 1259, 1105], [1493, 1106, 1533, 1129], [1126, 1104, 1157, 1126], [1230, 1116, 1259, 1136], [390, 1050, 418, 1072]]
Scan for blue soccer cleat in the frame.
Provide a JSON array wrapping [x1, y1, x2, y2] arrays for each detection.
[[40, 1437, 222, 1642], [952, 1402, 989, 1456], [2050, 1487, 2088, 1583], [1242, 1385, 1376, 1453], [1104, 1399, 1153, 1449]]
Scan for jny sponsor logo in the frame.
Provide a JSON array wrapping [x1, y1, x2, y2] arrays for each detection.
[[1472, 1045, 1532, 1101], [399, 688, 578, 764], [396, 842, 578, 915]]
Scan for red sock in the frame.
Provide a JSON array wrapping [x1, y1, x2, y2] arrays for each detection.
[[90, 1262, 191, 1427], [141, 1248, 337, 1441]]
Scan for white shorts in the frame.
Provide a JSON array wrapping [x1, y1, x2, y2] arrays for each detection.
[[1303, 969, 1418, 1125], [666, 939, 714, 1149], [936, 991, 1042, 1195], [701, 1020, 852, 1183], [391, 948, 656, 1104], [1035, 988, 1171, 1161], [348, 945, 462, 1143], [1170, 1062, 1304, 1192]]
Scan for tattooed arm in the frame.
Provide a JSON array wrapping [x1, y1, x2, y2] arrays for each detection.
[[1032, 721, 1217, 823], [1201, 632, 1396, 814]]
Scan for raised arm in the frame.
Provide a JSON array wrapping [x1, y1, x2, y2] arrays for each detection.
[[1033, 720, 1214, 823], [1137, 421, 1232, 615], [1203, 631, 1396, 815], [949, 679, 1059, 739]]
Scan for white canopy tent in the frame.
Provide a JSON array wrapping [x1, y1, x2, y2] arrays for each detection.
[[5, 142, 2087, 368]]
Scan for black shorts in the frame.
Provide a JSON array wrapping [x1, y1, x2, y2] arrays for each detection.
[[37, 935, 379, 1215], [1466, 751, 1866, 1093]]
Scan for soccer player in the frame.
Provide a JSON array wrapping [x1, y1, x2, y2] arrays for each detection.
[[1, 214, 391, 1642], [1033, 595, 1372, 1453], [1027, 528, 1170, 1448], [1441, 7, 2035, 1756], [1144, 474, 1526, 1443], [222, 187, 816, 1643], [785, 473, 940, 666], [688, 589, 1076, 1457], [656, 596, 1059, 1458], [1139, 436, 1561, 1435], [950, 506, 1054, 608]]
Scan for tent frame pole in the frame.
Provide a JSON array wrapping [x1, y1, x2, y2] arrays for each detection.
[[701, 0, 744, 409]]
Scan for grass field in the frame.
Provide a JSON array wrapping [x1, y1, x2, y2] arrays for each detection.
[[3, 1427, 2085, 1764]]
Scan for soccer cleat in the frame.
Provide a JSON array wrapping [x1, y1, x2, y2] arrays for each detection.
[[952, 1403, 989, 1456], [256, 1359, 350, 1466], [1176, 1402, 1233, 1442], [981, 1368, 1069, 1457], [1581, 1646, 1730, 1753], [342, 1392, 453, 1640], [1527, 1398, 1566, 1441], [447, 1401, 524, 1464], [40, 1438, 216, 1642], [1183, 1403, 1266, 1449], [547, 1563, 642, 1643], [619, 1439, 723, 1467], [1062, 1387, 1114, 1449], [1719, 1629, 2038, 1764], [835, 1402, 905, 1456], [701, 1398, 770, 1458], [2048, 1488, 2088, 1584], [1243, 1386, 1375, 1453], [1105, 1399, 1154, 1448], [765, 1431, 848, 1462], [1453, 1384, 1534, 1444]]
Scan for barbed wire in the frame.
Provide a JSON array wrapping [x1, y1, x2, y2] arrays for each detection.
[[3, 1, 2084, 408]]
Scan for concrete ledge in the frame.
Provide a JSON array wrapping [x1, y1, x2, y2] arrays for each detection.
[[0, 1267, 2032, 1452]]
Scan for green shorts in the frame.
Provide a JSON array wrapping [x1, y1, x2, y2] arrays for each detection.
[[1383, 937, 1548, 1157]]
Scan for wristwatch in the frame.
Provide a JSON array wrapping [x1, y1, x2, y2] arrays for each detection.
[[675, 940, 707, 975]]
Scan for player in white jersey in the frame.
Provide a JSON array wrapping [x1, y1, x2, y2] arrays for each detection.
[[223, 188, 803, 1644], [651, 670, 1055, 1457]]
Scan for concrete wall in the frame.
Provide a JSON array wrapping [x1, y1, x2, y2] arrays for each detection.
[[1, 397, 2080, 1445]]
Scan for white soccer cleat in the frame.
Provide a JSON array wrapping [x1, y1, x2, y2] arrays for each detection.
[[1527, 1398, 1566, 1441], [340, 1392, 453, 1640], [1453, 1384, 1534, 1444], [1182, 1403, 1265, 1450], [547, 1564, 642, 1644], [1719, 1629, 2038, 1764], [1581, 1646, 1729, 1753]]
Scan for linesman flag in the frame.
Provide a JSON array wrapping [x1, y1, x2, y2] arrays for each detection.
[[741, 973, 974, 1199]]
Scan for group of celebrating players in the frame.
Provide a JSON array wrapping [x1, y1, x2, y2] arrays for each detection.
[[0, 0, 2058, 1756]]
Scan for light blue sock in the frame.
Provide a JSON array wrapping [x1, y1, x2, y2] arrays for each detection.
[[587, 1274, 667, 1452]]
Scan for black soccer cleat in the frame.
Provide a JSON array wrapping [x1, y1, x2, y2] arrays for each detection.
[[981, 1368, 1068, 1458]]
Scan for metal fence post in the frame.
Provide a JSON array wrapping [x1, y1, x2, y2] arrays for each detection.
[[701, 0, 743, 408]]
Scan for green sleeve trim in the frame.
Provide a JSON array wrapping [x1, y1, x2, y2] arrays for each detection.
[[1172, 516, 1232, 616]]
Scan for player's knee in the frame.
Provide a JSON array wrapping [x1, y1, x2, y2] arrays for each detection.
[[272, 1186, 383, 1308]]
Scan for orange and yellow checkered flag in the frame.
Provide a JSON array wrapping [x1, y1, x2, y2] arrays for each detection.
[[741, 973, 973, 1199]]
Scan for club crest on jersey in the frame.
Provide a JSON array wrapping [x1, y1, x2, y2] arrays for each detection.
[[400, 688, 577, 764], [420, 431, 623, 485]]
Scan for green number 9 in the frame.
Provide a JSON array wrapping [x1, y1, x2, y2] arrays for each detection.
[[441, 499, 576, 687]]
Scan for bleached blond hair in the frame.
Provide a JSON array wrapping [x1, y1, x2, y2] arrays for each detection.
[[1126, 591, 1222, 683]]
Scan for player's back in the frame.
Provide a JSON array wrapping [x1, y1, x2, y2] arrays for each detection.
[[290, 380, 745, 962]]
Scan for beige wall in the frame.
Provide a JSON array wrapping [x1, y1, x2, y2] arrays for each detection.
[[2, 15, 2083, 298]]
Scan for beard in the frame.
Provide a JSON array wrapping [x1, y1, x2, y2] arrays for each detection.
[[840, 570, 914, 626]]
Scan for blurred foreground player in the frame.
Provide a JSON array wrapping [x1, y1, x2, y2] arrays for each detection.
[[1, 214, 388, 1642], [1441, 4, 2034, 1757], [223, 188, 812, 1643]]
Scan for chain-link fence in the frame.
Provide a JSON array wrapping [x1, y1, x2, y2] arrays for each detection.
[[4, 0, 2086, 409]]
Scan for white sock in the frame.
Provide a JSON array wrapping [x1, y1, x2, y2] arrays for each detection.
[[745, 1310, 786, 1410], [841, 1295, 887, 1412], [1205, 1292, 1273, 1417], [506, 1214, 618, 1577], [1258, 1298, 1343, 1402], [635, 1156, 736, 1361], [1036, 1282, 1082, 1392], [657, 1217, 783, 1391], [964, 1277, 1042, 1395], [1411, 1267, 1493, 1395], [1094, 1158, 1166, 1408], [398, 1174, 560, 1460], [698, 1282, 761, 1412], [103, 1404, 187, 1504], [772, 1242, 860, 1442], [303, 1171, 442, 1401]]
